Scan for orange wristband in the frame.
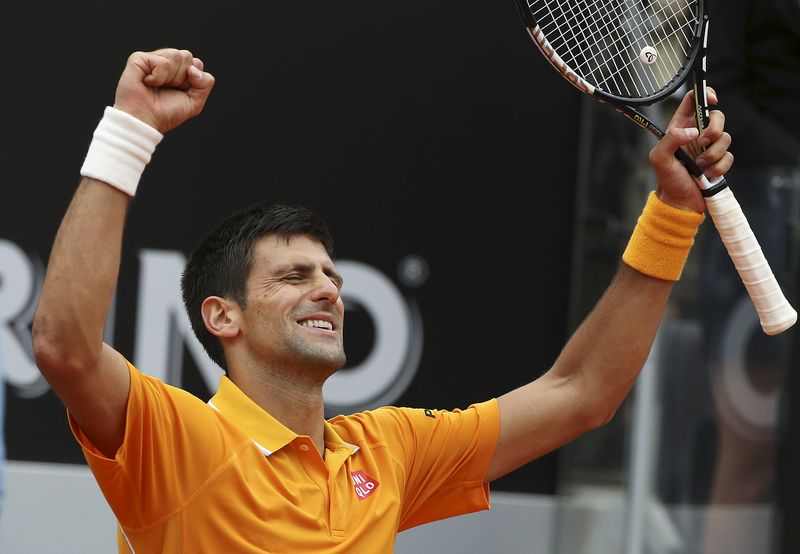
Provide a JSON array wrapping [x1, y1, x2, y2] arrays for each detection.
[[622, 192, 705, 281]]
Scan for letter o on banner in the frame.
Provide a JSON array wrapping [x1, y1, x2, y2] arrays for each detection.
[[323, 260, 423, 413]]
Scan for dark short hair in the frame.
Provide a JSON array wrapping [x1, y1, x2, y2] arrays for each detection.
[[181, 201, 335, 370]]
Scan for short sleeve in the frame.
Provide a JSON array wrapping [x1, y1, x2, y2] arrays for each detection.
[[68, 361, 240, 529], [365, 399, 500, 531]]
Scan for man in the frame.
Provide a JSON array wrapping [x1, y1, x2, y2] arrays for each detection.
[[32, 49, 732, 552]]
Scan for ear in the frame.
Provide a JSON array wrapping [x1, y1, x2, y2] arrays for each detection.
[[201, 296, 240, 339]]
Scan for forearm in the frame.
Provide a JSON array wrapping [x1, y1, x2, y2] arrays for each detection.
[[550, 189, 704, 423], [550, 264, 671, 424], [33, 178, 129, 370]]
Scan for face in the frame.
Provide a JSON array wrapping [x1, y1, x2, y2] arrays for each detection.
[[239, 234, 346, 378]]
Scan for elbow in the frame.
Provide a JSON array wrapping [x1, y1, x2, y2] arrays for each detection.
[[32, 333, 62, 378], [572, 405, 619, 435], [32, 312, 95, 380], [581, 384, 634, 431], [32, 311, 50, 368], [32, 315, 63, 376], [588, 405, 620, 430]]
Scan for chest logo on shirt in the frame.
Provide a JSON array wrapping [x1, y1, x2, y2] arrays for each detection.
[[351, 470, 379, 500]]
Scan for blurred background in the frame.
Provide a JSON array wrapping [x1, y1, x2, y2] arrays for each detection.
[[0, 0, 798, 552]]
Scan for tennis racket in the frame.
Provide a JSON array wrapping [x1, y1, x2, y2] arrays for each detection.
[[513, 0, 797, 335]]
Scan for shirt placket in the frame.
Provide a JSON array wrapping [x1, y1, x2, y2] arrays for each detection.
[[326, 445, 355, 538], [291, 437, 333, 531]]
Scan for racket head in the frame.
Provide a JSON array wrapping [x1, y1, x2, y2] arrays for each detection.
[[515, 0, 706, 106]]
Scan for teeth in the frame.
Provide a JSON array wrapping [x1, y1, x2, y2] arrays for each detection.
[[300, 319, 333, 331]]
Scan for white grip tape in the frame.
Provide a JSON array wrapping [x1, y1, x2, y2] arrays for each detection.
[[80, 107, 163, 196], [705, 187, 798, 335]]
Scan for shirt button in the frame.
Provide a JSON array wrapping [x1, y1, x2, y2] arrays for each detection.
[[299, 444, 310, 452]]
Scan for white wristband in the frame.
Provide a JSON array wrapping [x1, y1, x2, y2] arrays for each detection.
[[80, 107, 164, 196]]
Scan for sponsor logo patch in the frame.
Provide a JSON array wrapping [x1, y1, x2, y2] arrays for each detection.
[[351, 470, 379, 500]]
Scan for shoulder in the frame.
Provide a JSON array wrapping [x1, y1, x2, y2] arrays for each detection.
[[120, 363, 243, 451], [128, 363, 215, 417], [328, 400, 499, 446]]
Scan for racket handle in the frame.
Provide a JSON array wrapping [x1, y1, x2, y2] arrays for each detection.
[[703, 184, 797, 335]]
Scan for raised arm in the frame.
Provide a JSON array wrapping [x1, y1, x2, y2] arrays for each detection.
[[32, 49, 214, 458], [484, 89, 733, 482]]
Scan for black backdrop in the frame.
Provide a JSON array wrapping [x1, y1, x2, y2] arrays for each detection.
[[1, 1, 581, 494]]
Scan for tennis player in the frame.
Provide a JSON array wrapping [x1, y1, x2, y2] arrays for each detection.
[[32, 49, 732, 552]]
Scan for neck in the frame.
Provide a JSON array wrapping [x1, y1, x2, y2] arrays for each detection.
[[229, 365, 327, 456]]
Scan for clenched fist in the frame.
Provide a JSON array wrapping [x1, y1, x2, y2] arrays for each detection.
[[113, 48, 215, 133]]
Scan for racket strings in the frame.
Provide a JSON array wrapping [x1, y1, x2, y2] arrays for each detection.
[[543, 0, 689, 85], [547, 0, 694, 95], [530, 0, 700, 99], [556, 2, 636, 95], [598, 0, 694, 92], [574, 0, 656, 96], [539, 0, 676, 80]]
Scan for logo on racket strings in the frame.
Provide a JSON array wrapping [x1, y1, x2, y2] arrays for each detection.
[[640, 46, 658, 65]]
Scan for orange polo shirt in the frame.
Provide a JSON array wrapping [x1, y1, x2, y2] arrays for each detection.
[[68, 362, 500, 553]]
